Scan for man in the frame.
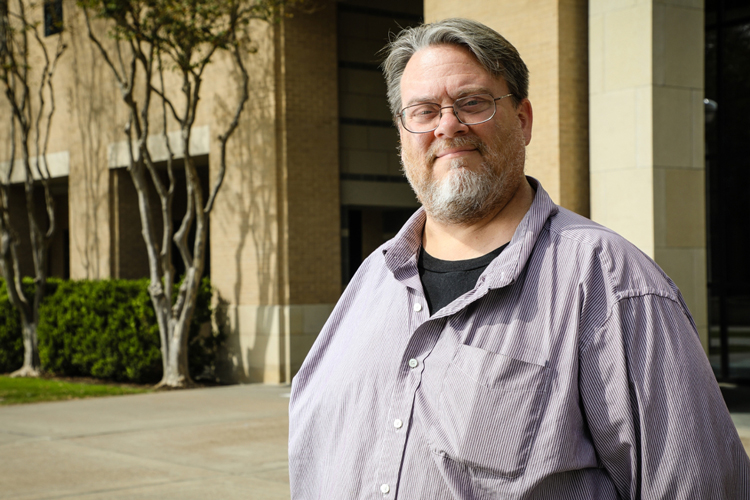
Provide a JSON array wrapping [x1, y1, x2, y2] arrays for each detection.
[[289, 18, 750, 499]]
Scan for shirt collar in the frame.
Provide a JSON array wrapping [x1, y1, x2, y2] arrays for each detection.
[[382, 206, 426, 286], [480, 177, 559, 289], [382, 177, 559, 290]]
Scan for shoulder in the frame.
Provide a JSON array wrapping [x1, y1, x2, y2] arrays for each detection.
[[342, 241, 397, 296], [544, 207, 681, 303], [538, 208, 698, 350]]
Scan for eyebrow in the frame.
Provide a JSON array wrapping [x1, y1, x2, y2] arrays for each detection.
[[403, 87, 495, 108]]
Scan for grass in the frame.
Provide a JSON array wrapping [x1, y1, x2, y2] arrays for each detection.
[[0, 375, 152, 405]]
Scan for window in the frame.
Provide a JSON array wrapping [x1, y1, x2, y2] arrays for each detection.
[[44, 0, 62, 37]]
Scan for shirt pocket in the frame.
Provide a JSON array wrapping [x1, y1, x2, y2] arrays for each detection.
[[429, 343, 551, 478]]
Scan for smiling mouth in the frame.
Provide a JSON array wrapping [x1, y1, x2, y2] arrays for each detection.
[[436, 148, 478, 159]]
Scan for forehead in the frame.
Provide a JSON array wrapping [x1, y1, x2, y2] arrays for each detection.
[[400, 44, 505, 105]]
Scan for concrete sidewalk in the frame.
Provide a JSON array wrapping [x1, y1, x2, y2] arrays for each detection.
[[1, 383, 749, 500], [0, 384, 293, 500]]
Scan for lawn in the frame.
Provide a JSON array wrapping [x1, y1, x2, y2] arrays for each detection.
[[0, 376, 152, 405]]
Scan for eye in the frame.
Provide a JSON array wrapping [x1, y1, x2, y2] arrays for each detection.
[[457, 95, 492, 113], [406, 104, 439, 121]]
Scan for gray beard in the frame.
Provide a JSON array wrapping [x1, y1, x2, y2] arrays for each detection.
[[401, 129, 524, 225], [419, 156, 507, 225]]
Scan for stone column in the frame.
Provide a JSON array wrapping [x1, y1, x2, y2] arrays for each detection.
[[589, 0, 707, 349]]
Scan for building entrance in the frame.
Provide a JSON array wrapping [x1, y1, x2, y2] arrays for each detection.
[[706, 0, 750, 380]]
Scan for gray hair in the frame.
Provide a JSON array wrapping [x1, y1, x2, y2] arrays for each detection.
[[381, 18, 529, 118]]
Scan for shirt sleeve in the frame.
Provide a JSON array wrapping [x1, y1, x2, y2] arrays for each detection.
[[579, 293, 750, 499]]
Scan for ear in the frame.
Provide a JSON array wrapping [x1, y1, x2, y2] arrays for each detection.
[[516, 99, 533, 146]]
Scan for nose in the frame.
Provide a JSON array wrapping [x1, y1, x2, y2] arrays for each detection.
[[434, 105, 468, 139]]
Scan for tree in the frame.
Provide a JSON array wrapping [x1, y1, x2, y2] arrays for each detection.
[[79, 0, 303, 387], [0, 0, 65, 377]]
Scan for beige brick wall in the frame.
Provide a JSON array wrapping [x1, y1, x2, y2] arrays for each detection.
[[208, 18, 285, 382], [280, 2, 341, 306]]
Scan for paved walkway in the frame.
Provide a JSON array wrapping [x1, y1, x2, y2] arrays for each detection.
[[1, 383, 749, 499], [0, 384, 292, 500]]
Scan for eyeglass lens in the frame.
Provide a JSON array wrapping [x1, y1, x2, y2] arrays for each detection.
[[401, 94, 497, 133]]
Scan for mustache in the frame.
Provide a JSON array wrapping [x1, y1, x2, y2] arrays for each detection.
[[427, 136, 486, 164]]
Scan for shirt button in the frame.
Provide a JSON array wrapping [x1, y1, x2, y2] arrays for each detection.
[[408, 358, 418, 369], [413, 303, 422, 312], [393, 419, 403, 429], [380, 483, 390, 494]]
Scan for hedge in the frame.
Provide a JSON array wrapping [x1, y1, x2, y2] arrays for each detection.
[[0, 277, 223, 383]]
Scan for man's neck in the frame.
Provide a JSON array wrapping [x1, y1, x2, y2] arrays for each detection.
[[422, 178, 535, 261]]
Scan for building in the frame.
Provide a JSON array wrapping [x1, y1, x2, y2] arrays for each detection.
[[1, 0, 748, 383]]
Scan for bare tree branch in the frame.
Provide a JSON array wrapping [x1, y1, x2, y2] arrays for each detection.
[[83, 8, 125, 86], [156, 50, 175, 313], [174, 177, 194, 271], [4, 101, 16, 184], [149, 83, 180, 123]]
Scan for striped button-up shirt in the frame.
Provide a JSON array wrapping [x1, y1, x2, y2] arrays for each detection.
[[289, 179, 750, 499]]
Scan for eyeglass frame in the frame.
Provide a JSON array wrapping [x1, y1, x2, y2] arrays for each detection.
[[396, 93, 515, 134]]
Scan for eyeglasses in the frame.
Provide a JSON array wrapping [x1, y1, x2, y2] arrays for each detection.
[[397, 93, 514, 134]]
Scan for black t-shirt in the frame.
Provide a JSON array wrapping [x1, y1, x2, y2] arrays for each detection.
[[417, 243, 507, 315]]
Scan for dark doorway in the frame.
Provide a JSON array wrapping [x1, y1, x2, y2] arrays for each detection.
[[705, 0, 750, 380], [7, 177, 69, 280]]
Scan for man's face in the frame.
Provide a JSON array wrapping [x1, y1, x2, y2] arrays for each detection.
[[398, 44, 533, 225]]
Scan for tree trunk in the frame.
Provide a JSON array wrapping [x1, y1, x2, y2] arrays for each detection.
[[158, 318, 191, 387], [0, 218, 43, 379], [10, 319, 40, 377]]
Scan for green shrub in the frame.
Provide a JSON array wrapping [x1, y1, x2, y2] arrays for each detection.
[[37, 279, 162, 382], [0, 277, 223, 383]]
